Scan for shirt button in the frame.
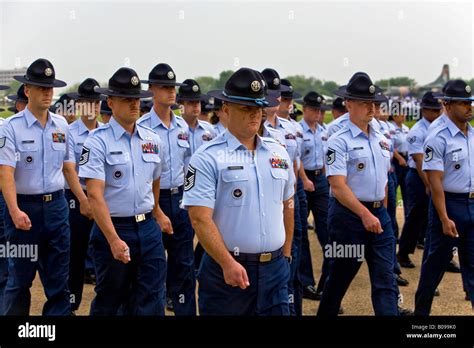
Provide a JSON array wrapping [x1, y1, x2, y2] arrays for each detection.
[[262, 212, 265, 216], [261, 193, 264, 197]]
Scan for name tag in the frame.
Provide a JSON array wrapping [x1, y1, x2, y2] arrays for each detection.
[[227, 166, 244, 170], [110, 151, 123, 155], [22, 140, 35, 144]]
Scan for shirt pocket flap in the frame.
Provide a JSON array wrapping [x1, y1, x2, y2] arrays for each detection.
[[142, 153, 161, 163], [18, 141, 38, 152], [270, 168, 289, 180], [105, 152, 128, 165], [221, 169, 249, 183]]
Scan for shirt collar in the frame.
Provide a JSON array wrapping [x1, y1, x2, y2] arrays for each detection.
[[24, 107, 54, 128], [150, 107, 178, 130], [347, 119, 377, 139], [420, 117, 431, 129], [77, 118, 99, 136], [225, 130, 266, 152], [445, 116, 470, 137]]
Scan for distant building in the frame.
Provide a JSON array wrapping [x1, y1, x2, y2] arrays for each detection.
[[0, 68, 27, 85]]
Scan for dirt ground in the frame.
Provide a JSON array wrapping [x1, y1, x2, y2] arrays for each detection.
[[29, 207, 472, 315]]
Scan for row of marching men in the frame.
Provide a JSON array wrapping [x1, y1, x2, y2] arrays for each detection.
[[0, 58, 472, 316]]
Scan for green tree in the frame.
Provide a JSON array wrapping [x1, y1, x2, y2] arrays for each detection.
[[375, 77, 417, 88], [194, 76, 218, 93]]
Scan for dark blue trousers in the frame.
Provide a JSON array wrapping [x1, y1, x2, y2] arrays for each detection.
[[65, 189, 94, 311], [159, 187, 196, 316], [318, 198, 399, 316], [90, 217, 166, 316], [198, 252, 290, 315], [399, 169, 429, 257], [303, 171, 330, 294], [0, 193, 7, 314], [288, 179, 303, 316], [387, 171, 399, 238], [415, 194, 474, 315], [3, 192, 71, 316], [393, 157, 409, 217]]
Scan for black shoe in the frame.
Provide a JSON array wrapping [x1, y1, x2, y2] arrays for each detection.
[[84, 269, 96, 285], [397, 254, 415, 268], [398, 306, 414, 316], [71, 310, 76, 316], [416, 242, 424, 250], [465, 292, 470, 301], [303, 285, 319, 300], [166, 296, 174, 312], [396, 274, 409, 287], [338, 306, 344, 315], [446, 260, 461, 273], [434, 288, 440, 296]]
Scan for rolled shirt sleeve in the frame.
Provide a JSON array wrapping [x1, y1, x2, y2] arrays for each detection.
[[182, 151, 217, 209], [78, 135, 106, 181]]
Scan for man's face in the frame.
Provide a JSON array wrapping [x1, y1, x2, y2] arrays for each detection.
[[278, 97, 293, 115], [15, 101, 27, 112], [150, 85, 176, 106], [108, 96, 140, 123], [445, 100, 473, 123], [422, 108, 441, 122], [346, 99, 375, 122], [101, 114, 112, 124], [24, 84, 53, 110], [182, 100, 201, 119], [76, 100, 100, 120], [303, 106, 321, 123], [331, 109, 345, 119], [224, 102, 262, 138]]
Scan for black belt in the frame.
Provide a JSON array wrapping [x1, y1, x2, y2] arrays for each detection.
[[160, 185, 183, 195], [305, 169, 324, 176], [231, 248, 282, 263], [360, 200, 384, 209], [17, 190, 64, 203], [444, 192, 474, 199], [111, 212, 152, 224]]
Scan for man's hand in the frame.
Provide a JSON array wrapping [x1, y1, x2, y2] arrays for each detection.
[[79, 197, 93, 220], [222, 259, 250, 289], [441, 218, 459, 238], [110, 239, 131, 264], [153, 211, 173, 234], [361, 210, 383, 234], [303, 178, 315, 192], [398, 157, 408, 167], [11, 210, 32, 231]]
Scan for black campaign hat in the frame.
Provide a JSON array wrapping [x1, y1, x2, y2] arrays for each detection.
[[142, 63, 185, 86], [7, 84, 27, 103], [0, 85, 9, 91], [95, 68, 152, 99], [280, 79, 301, 99], [68, 78, 105, 101], [335, 72, 385, 102], [420, 91, 442, 110], [332, 97, 347, 112], [438, 80, 474, 101], [261, 68, 291, 94], [14, 58, 66, 88], [50, 94, 75, 114], [100, 100, 112, 115], [296, 91, 331, 110], [207, 68, 279, 108], [177, 79, 203, 101]]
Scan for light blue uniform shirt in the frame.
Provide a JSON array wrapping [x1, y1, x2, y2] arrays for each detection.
[[66, 118, 102, 189], [78, 117, 165, 217], [290, 119, 304, 170], [263, 124, 286, 148], [326, 112, 349, 138], [407, 117, 431, 169], [299, 119, 325, 170], [213, 122, 226, 135], [138, 108, 191, 189], [265, 117, 298, 165], [391, 122, 410, 154], [423, 117, 474, 193], [325, 119, 391, 201], [0, 108, 72, 195], [182, 131, 295, 253], [188, 120, 216, 155], [427, 113, 448, 135]]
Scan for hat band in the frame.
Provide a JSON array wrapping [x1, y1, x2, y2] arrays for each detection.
[[222, 92, 269, 107]]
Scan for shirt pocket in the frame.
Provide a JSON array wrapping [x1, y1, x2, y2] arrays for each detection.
[[270, 168, 289, 203], [17, 141, 39, 170], [141, 153, 161, 180], [347, 149, 369, 176], [51, 142, 66, 168], [447, 149, 467, 171], [105, 152, 129, 187], [221, 169, 250, 207]]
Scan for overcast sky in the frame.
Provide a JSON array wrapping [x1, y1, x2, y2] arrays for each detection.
[[0, 0, 472, 91]]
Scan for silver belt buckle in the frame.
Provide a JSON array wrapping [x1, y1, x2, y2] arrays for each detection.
[[170, 187, 179, 195], [373, 201, 381, 208], [469, 192, 474, 199], [135, 214, 146, 222], [259, 253, 272, 263], [43, 194, 53, 202]]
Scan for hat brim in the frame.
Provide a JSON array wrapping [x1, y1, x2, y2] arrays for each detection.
[[207, 90, 279, 108], [177, 95, 203, 102], [281, 91, 302, 100], [335, 88, 387, 102], [141, 80, 186, 87], [0, 85, 9, 91], [94, 88, 153, 99], [419, 103, 442, 110], [437, 96, 474, 101], [8, 107, 17, 113], [7, 95, 28, 103], [14, 75, 66, 88], [67, 92, 106, 101]]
